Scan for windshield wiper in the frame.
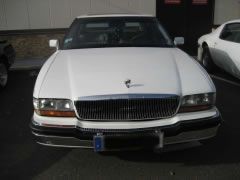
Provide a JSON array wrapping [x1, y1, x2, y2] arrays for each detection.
[[65, 43, 174, 50]]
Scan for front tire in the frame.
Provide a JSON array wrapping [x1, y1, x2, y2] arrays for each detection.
[[0, 62, 8, 90], [202, 47, 215, 73]]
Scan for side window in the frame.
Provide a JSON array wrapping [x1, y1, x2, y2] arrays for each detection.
[[220, 23, 240, 43]]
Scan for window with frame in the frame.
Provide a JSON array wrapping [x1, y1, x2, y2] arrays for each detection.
[[220, 23, 240, 43], [62, 17, 174, 49]]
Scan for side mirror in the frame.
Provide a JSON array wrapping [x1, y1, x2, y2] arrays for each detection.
[[49, 39, 59, 50], [174, 37, 185, 46]]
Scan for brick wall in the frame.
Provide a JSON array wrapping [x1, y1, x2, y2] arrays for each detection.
[[0, 30, 65, 59]]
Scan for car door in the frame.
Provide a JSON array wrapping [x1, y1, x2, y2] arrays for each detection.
[[211, 23, 240, 77]]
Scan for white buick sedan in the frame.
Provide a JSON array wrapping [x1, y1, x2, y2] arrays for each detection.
[[31, 14, 221, 152], [198, 19, 240, 79]]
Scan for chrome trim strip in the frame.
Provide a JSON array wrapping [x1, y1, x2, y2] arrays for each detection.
[[75, 93, 180, 121], [164, 126, 219, 145], [32, 126, 219, 149], [37, 142, 93, 149], [33, 132, 93, 148], [78, 94, 179, 101], [32, 119, 77, 129]]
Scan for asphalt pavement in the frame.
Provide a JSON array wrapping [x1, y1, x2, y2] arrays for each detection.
[[1, 69, 240, 180]]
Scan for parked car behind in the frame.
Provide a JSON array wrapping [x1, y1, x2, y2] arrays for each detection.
[[0, 40, 16, 89], [198, 19, 240, 79], [31, 14, 221, 152]]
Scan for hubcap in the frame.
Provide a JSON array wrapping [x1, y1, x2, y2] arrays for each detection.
[[0, 64, 8, 87]]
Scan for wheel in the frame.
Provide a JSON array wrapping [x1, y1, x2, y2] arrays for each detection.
[[202, 47, 215, 73], [0, 62, 8, 90]]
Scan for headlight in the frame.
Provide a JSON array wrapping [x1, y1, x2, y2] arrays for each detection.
[[33, 98, 76, 117], [179, 93, 216, 113]]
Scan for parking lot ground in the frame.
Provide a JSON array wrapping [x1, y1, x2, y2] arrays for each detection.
[[210, 67, 240, 87], [1, 70, 240, 180]]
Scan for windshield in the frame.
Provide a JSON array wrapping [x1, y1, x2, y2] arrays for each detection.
[[62, 17, 174, 49]]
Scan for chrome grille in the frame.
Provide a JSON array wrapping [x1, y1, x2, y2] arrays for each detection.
[[75, 94, 180, 121]]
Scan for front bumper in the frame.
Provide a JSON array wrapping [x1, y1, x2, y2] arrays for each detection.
[[30, 113, 222, 150]]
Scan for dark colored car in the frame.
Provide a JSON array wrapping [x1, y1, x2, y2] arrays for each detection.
[[0, 40, 16, 89]]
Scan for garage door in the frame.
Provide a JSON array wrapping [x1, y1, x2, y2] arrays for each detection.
[[157, 0, 215, 55]]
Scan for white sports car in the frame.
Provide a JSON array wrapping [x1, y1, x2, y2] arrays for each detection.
[[198, 19, 240, 79], [31, 14, 221, 152]]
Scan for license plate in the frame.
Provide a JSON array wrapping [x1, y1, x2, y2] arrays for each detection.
[[94, 132, 164, 152], [94, 135, 105, 152]]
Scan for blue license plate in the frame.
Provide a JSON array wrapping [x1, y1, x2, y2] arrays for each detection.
[[93, 132, 163, 152], [94, 136, 105, 152]]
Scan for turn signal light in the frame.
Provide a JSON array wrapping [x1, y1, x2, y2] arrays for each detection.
[[35, 110, 76, 117], [178, 105, 213, 113]]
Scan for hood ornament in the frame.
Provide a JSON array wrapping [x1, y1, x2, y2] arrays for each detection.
[[124, 79, 131, 88]]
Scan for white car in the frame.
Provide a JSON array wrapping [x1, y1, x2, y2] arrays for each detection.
[[198, 19, 240, 79], [31, 14, 221, 152]]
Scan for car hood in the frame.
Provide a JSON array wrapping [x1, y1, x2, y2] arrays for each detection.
[[36, 48, 215, 99]]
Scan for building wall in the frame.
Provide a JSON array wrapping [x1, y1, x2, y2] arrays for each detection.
[[0, 0, 156, 31], [214, 0, 240, 25], [0, 32, 65, 59], [0, 0, 156, 59]]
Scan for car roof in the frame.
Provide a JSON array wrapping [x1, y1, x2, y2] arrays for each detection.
[[77, 14, 155, 19], [223, 19, 240, 25]]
